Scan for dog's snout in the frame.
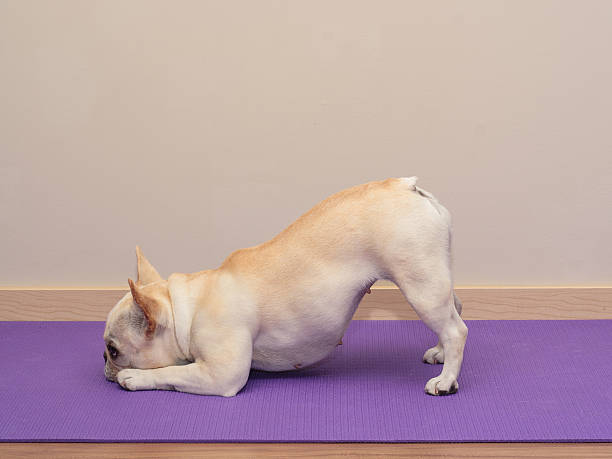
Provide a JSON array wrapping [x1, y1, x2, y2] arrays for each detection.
[[104, 362, 117, 382], [103, 351, 107, 363]]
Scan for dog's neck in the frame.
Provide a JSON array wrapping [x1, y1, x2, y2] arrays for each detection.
[[170, 297, 196, 362], [166, 270, 215, 363]]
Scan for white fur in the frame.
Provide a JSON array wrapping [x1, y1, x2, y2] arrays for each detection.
[[105, 178, 468, 397]]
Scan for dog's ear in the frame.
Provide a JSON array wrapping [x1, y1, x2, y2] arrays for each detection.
[[128, 278, 170, 337], [135, 246, 163, 286]]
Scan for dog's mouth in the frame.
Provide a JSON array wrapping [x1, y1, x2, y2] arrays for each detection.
[[104, 368, 117, 382], [104, 361, 119, 382]]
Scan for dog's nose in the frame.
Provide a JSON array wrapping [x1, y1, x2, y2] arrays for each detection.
[[103, 351, 107, 363]]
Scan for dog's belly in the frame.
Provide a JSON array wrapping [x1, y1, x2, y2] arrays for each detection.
[[250, 285, 370, 371], [251, 338, 340, 372]]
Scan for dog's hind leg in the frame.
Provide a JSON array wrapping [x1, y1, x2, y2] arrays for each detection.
[[384, 181, 467, 394], [422, 291, 463, 364], [395, 274, 468, 395]]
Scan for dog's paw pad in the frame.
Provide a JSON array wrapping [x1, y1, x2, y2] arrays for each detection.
[[436, 383, 458, 396]]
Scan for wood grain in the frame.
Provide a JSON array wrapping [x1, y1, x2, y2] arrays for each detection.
[[0, 442, 610, 458], [357, 287, 612, 320], [0, 287, 610, 321]]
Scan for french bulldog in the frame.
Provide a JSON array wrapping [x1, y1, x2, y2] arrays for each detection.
[[104, 177, 468, 396]]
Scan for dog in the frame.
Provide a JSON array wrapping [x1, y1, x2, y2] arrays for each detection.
[[103, 177, 468, 396]]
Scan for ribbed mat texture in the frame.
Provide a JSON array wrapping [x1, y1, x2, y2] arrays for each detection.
[[1, 320, 611, 442]]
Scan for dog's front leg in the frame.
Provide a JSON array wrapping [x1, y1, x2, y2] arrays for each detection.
[[117, 361, 248, 397], [117, 331, 253, 397]]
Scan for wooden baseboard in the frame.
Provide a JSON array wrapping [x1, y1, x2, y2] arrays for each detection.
[[0, 287, 610, 320], [0, 442, 610, 458], [359, 287, 612, 320]]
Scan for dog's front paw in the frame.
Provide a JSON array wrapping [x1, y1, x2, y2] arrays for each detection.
[[117, 369, 156, 391], [425, 376, 458, 396]]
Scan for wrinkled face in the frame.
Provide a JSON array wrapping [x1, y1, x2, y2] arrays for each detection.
[[103, 292, 181, 382]]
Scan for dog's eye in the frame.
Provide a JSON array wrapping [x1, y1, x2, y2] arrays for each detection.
[[107, 344, 119, 359]]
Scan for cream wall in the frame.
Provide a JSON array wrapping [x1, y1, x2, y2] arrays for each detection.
[[1, 0, 611, 287]]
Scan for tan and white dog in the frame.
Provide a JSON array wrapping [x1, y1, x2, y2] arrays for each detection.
[[103, 177, 468, 397]]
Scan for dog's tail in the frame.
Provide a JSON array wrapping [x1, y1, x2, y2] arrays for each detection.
[[403, 177, 451, 225], [399, 176, 419, 190]]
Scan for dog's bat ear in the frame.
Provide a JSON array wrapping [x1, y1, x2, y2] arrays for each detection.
[[128, 278, 167, 337], [135, 246, 163, 286]]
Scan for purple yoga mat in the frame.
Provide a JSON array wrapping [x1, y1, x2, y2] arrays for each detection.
[[0, 320, 611, 442]]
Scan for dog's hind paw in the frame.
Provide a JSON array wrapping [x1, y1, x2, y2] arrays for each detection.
[[422, 344, 444, 364], [425, 376, 458, 396]]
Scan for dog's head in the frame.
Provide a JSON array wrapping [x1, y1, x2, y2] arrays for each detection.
[[103, 247, 185, 382]]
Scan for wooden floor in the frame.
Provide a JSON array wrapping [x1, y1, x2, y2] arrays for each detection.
[[1, 286, 611, 320], [1, 442, 612, 458], [1, 287, 610, 457]]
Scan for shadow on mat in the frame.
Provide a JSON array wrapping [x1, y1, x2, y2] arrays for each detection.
[[243, 345, 429, 388]]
